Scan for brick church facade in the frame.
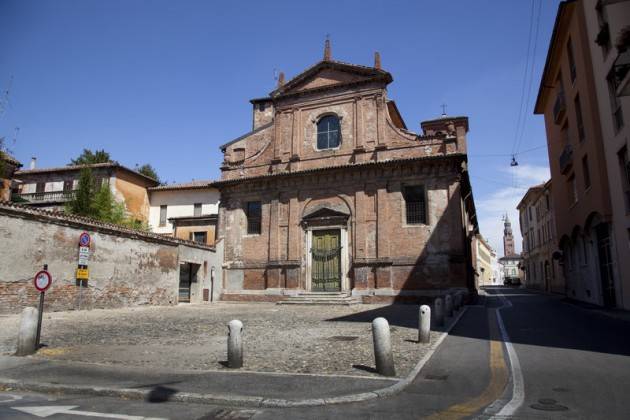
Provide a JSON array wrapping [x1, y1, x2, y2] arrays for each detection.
[[216, 43, 479, 302]]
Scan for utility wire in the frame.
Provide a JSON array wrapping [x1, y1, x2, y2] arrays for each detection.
[[469, 144, 547, 158], [511, 0, 536, 157], [515, 0, 543, 155]]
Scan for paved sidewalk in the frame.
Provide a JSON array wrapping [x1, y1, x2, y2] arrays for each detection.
[[0, 304, 469, 407]]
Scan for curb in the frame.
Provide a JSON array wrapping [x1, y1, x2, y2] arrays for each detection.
[[0, 306, 469, 408]]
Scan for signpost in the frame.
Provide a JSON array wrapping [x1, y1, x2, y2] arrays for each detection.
[[33, 265, 52, 348], [76, 232, 91, 309]]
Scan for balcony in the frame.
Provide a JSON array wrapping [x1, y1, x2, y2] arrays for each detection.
[[559, 144, 573, 174], [553, 91, 566, 123], [12, 190, 76, 204], [613, 48, 630, 97]]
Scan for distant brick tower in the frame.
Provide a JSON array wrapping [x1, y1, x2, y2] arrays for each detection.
[[503, 214, 515, 257]]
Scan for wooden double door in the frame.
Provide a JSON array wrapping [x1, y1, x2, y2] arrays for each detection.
[[311, 229, 342, 292]]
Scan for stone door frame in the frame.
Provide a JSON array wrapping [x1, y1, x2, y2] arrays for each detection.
[[305, 225, 349, 293]]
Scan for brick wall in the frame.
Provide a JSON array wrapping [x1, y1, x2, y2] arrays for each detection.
[[0, 204, 221, 314]]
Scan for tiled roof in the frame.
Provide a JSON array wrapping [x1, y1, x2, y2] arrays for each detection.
[[148, 180, 219, 191], [14, 162, 159, 185], [0, 201, 215, 250]]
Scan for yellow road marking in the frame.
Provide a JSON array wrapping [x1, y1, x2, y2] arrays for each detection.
[[425, 310, 508, 419]]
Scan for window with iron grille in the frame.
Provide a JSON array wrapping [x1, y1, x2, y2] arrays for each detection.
[[316, 115, 341, 150], [246, 201, 262, 234], [194, 203, 202, 217], [404, 186, 427, 224], [191, 231, 207, 244]]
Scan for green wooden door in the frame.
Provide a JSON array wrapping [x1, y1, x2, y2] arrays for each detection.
[[311, 229, 341, 291]]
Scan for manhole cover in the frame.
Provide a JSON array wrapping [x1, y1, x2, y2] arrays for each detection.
[[328, 336, 358, 341], [530, 398, 569, 412]]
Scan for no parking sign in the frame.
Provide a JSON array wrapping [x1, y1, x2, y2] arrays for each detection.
[[79, 232, 91, 247]]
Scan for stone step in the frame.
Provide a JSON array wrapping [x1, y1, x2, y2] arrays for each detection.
[[278, 292, 362, 305], [278, 299, 362, 306]]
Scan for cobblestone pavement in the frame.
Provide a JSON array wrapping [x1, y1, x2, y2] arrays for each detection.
[[0, 303, 441, 378]]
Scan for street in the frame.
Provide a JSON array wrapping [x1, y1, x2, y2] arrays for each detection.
[[2, 287, 630, 419]]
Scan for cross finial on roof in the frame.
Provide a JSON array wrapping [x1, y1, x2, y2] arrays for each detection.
[[441, 103, 447, 117], [324, 34, 331, 61]]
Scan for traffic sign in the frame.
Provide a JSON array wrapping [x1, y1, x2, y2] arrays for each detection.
[[78, 246, 90, 266], [76, 268, 89, 280], [33, 270, 52, 292], [79, 232, 91, 247]]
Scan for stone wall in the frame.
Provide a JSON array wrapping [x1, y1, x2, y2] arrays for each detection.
[[0, 203, 221, 314]]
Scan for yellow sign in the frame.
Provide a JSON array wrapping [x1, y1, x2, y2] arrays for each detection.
[[76, 268, 89, 280]]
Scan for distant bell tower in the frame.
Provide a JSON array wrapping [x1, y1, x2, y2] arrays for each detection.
[[503, 214, 515, 257]]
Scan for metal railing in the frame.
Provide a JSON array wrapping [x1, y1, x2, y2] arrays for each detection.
[[13, 190, 76, 203]]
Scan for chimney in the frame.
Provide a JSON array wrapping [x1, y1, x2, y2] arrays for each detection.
[[277, 71, 285, 87], [30, 157, 36, 170], [374, 51, 381, 69], [324, 38, 331, 61]]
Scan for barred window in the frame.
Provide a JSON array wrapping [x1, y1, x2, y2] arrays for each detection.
[[246, 201, 262, 234], [317, 115, 341, 150], [404, 186, 427, 224]]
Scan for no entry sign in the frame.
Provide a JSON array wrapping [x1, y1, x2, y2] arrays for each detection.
[[33, 270, 52, 292]]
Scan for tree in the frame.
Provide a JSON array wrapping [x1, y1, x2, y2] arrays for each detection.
[[66, 167, 95, 216], [66, 167, 148, 231], [136, 164, 160, 183], [70, 149, 111, 166]]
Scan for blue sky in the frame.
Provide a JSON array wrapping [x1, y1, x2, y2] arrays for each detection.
[[0, 0, 559, 254]]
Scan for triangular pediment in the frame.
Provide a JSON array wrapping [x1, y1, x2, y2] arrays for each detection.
[[303, 207, 350, 220], [271, 60, 392, 98]]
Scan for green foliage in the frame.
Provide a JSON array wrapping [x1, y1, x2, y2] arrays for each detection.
[[66, 167, 148, 231], [136, 163, 160, 183], [70, 149, 111, 166], [66, 167, 95, 216]]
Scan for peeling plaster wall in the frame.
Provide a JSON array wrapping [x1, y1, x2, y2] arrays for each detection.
[[0, 210, 221, 314]]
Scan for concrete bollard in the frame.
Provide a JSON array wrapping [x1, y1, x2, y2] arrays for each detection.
[[227, 319, 243, 368], [16, 307, 39, 356], [434, 297, 444, 327], [418, 305, 431, 344], [445, 294, 453, 318], [372, 317, 396, 377]]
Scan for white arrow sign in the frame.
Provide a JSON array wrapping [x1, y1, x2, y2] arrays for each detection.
[[11, 405, 168, 419]]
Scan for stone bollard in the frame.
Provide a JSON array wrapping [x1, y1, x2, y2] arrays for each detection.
[[16, 307, 39, 356], [434, 297, 444, 327], [372, 317, 396, 377], [445, 294, 453, 318], [418, 305, 431, 344], [227, 319, 243, 368]]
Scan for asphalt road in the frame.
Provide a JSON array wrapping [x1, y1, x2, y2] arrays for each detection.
[[2, 287, 630, 419]]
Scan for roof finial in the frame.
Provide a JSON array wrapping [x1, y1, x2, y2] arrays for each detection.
[[324, 34, 331, 61], [374, 51, 381, 69], [277, 71, 285, 87], [441, 103, 447, 117]]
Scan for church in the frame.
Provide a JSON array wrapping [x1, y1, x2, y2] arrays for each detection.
[[216, 42, 479, 303]]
